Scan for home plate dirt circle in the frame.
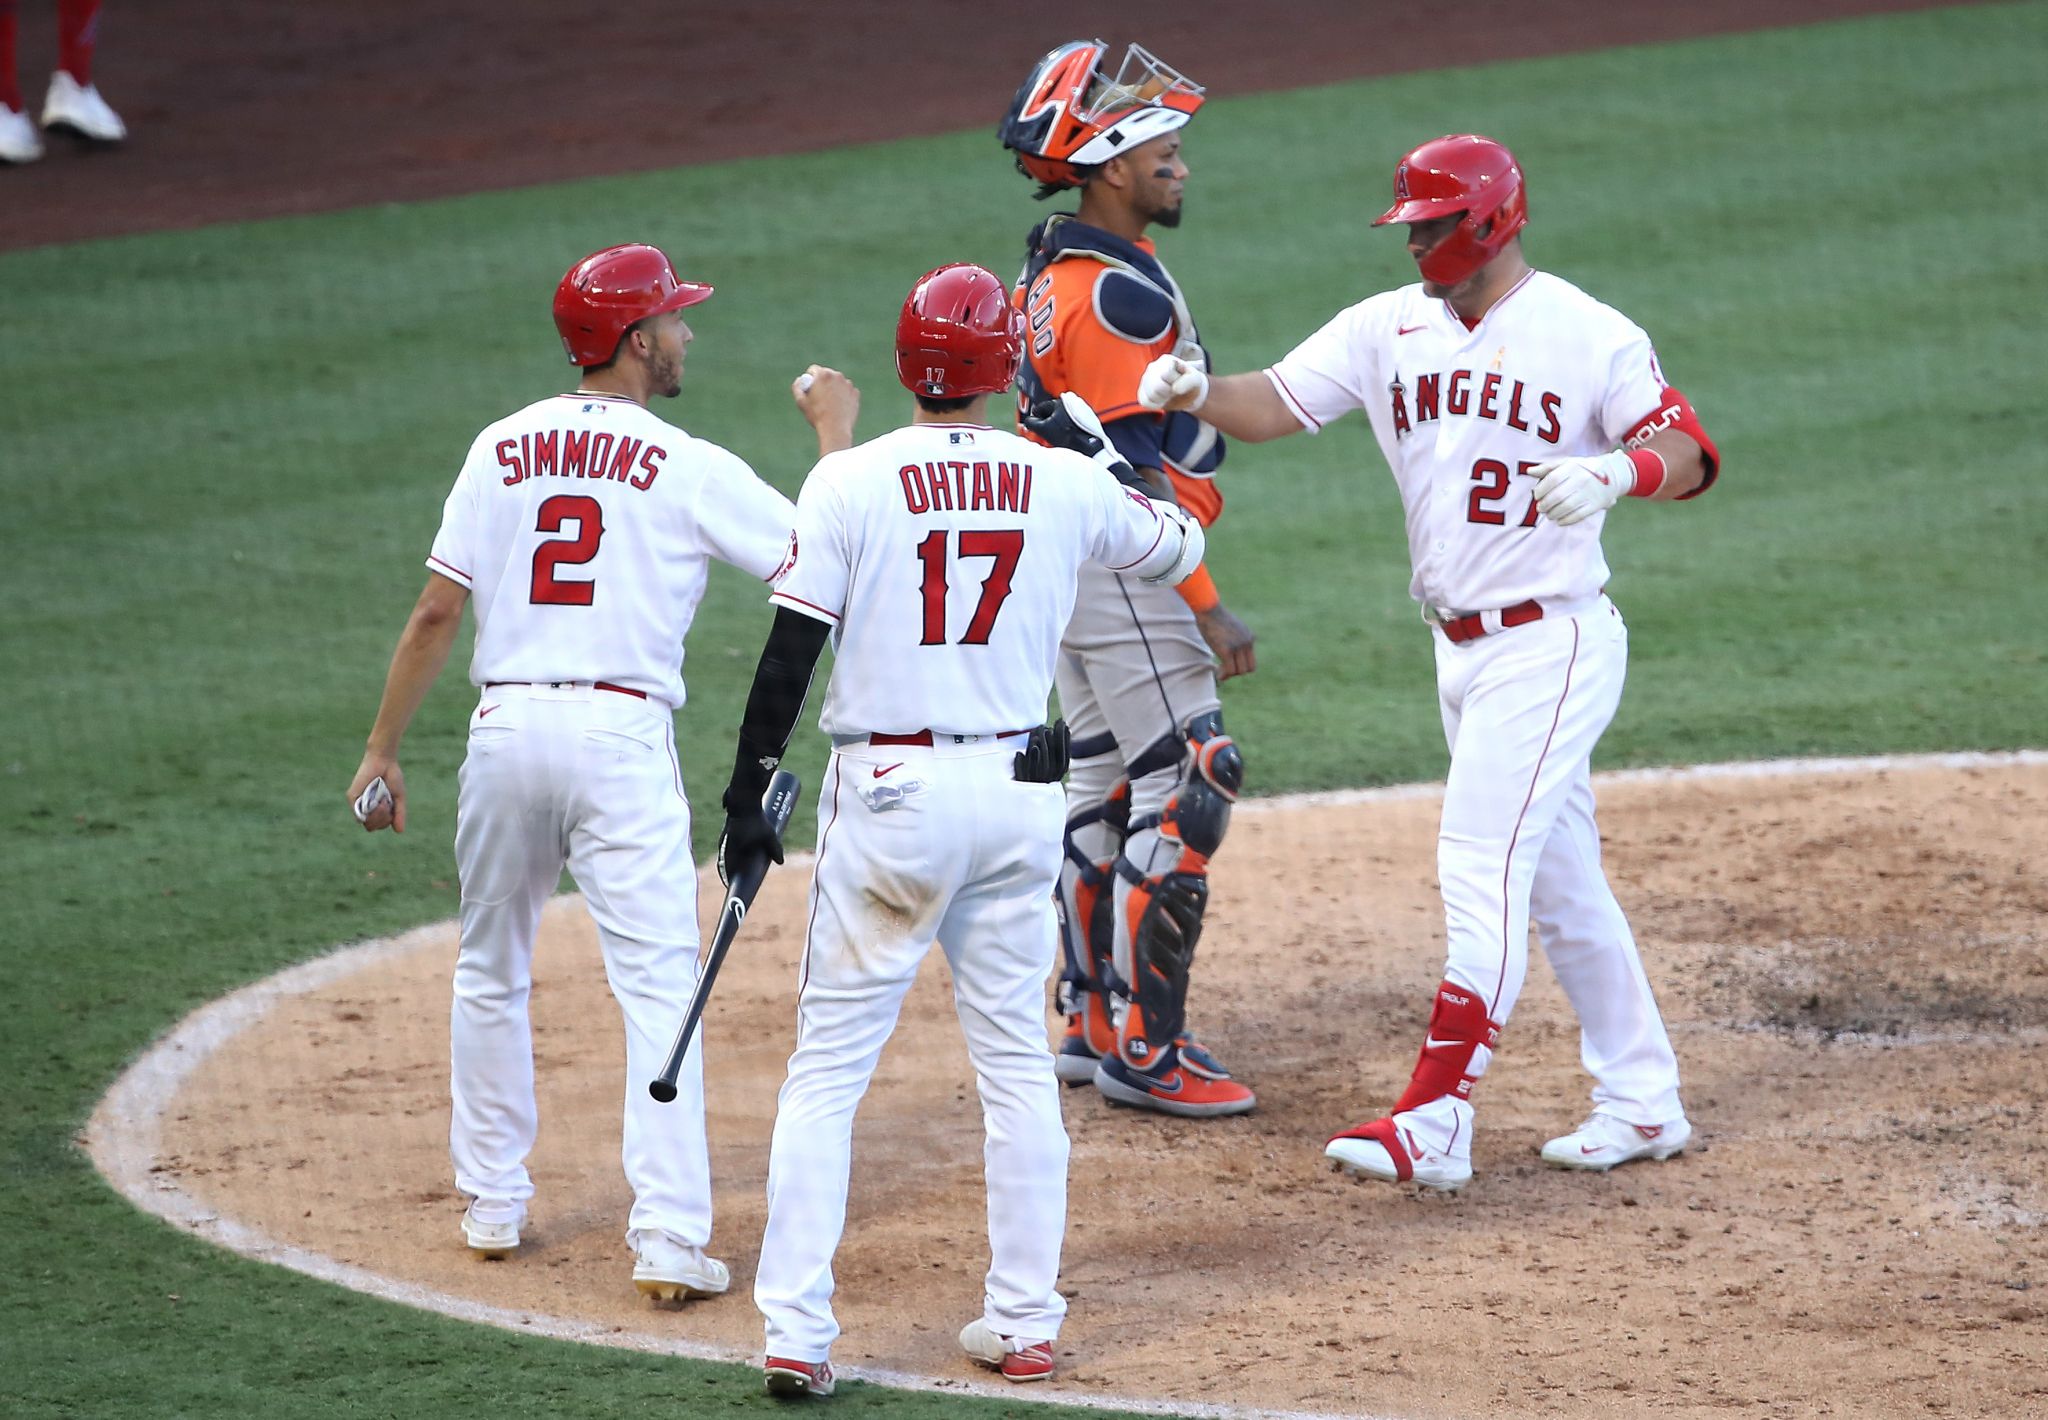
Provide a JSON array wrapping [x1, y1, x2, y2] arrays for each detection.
[[88, 754, 2048, 1419]]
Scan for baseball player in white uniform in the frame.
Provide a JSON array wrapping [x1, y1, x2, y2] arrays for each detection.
[[346, 243, 856, 1292], [1139, 135, 1723, 1190], [709, 263, 1205, 1397]]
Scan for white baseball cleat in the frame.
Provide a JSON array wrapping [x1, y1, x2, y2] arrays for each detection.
[[1325, 1108, 1473, 1192], [763, 1356, 835, 1398], [460, 1199, 525, 1258], [1540, 1112, 1693, 1171], [631, 1233, 730, 1301], [41, 71, 127, 143], [0, 104, 43, 164], [959, 1318, 1056, 1382]]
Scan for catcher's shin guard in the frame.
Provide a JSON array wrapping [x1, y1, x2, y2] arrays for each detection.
[[1054, 778, 1130, 1084], [1097, 713, 1254, 1116]]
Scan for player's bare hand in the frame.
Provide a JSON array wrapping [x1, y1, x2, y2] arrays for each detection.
[[1530, 451, 1635, 526], [794, 365, 859, 454], [1196, 604, 1257, 681], [1138, 353, 1209, 412], [348, 755, 407, 833]]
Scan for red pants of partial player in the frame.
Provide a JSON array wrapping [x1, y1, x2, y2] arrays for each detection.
[[1, 0, 103, 112]]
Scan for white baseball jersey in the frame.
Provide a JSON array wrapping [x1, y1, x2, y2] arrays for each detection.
[[428, 391, 796, 706], [768, 421, 1189, 736], [1264, 270, 1668, 614]]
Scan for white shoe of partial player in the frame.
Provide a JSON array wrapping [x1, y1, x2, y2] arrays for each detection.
[[460, 1198, 525, 1258], [0, 104, 43, 163], [959, 1317, 1056, 1382], [1540, 1112, 1693, 1172], [1325, 1108, 1474, 1192], [41, 71, 127, 143], [631, 1233, 730, 1301]]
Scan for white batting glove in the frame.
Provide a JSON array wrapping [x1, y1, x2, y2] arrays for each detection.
[[1530, 451, 1636, 526], [1138, 353, 1209, 412]]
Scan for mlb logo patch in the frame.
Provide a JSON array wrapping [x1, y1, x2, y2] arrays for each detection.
[[950, 431, 976, 445]]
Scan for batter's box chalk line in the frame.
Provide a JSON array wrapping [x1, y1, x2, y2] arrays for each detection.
[[82, 750, 2045, 1420]]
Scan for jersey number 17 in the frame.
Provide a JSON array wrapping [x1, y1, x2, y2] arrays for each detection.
[[915, 529, 1023, 645]]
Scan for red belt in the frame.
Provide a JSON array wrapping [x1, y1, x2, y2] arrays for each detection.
[[485, 680, 647, 699], [868, 728, 1030, 746], [1437, 599, 1543, 644]]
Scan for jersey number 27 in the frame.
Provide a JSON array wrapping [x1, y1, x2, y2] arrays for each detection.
[[915, 529, 1023, 645]]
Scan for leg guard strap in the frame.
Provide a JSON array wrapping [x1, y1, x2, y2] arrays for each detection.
[[1328, 1117, 1411, 1181]]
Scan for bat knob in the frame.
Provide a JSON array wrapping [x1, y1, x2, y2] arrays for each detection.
[[648, 1079, 679, 1104]]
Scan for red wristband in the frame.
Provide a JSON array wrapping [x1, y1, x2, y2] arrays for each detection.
[[1625, 447, 1667, 498]]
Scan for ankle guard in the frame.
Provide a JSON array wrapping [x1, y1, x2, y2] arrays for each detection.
[[1392, 981, 1502, 1114]]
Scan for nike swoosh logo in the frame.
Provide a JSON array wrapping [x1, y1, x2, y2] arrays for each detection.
[[1592, 470, 1612, 486], [872, 762, 903, 778], [1397, 323, 1427, 336], [1423, 1037, 1460, 1050], [1581, 1144, 1605, 1155], [1402, 1129, 1425, 1161], [479, 705, 501, 718]]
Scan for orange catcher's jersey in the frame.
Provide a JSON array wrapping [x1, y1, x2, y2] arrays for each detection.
[[1012, 216, 1227, 526], [428, 392, 795, 707], [1265, 271, 1685, 613], [769, 421, 1192, 737]]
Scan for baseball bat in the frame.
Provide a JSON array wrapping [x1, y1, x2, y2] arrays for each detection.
[[648, 768, 802, 1103]]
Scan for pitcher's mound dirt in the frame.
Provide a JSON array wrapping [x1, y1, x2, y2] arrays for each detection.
[[154, 759, 2047, 1419]]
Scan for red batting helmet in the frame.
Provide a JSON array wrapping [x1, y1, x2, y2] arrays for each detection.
[[999, 40, 1204, 192], [894, 263, 1026, 399], [1373, 135, 1528, 287], [551, 244, 713, 367]]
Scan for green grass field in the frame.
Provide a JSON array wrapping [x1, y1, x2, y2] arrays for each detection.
[[3, 5, 2044, 1416]]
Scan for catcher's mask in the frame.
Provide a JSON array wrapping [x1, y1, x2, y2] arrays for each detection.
[[1373, 134, 1528, 287], [998, 39, 1204, 193], [894, 263, 1026, 400], [552, 244, 713, 367]]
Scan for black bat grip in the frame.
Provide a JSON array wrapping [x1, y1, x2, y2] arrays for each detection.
[[648, 768, 801, 1102]]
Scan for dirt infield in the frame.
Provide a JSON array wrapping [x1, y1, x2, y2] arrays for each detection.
[[0, 0, 1974, 252], [118, 758, 2047, 1419]]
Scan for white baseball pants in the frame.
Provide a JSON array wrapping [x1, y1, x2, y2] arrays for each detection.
[[448, 682, 713, 1248], [755, 737, 1070, 1362], [1433, 597, 1683, 1124]]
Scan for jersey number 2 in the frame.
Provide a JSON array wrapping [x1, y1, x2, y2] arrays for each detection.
[[530, 494, 604, 605], [916, 529, 1023, 645]]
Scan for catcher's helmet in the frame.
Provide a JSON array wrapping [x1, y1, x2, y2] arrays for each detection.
[[551, 244, 713, 367], [1373, 135, 1528, 287], [998, 39, 1203, 193], [894, 263, 1026, 400]]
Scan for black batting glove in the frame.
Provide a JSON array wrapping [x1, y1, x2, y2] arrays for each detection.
[[1012, 719, 1071, 784], [717, 787, 785, 888], [1024, 396, 1107, 459]]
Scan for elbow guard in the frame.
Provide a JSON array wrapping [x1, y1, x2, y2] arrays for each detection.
[[1142, 506, 1206, 587], [1623, 386, 1720, 496]]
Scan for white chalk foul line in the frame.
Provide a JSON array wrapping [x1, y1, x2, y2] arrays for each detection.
[[82, 749, 2046, 1420]]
